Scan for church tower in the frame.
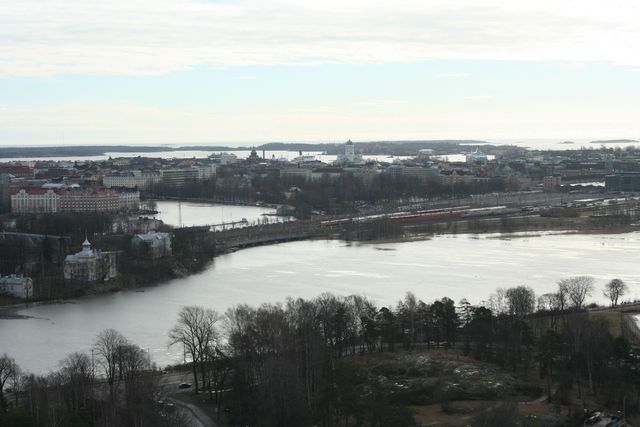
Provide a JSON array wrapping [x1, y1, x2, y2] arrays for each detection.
[[345, 139, 355, 157]]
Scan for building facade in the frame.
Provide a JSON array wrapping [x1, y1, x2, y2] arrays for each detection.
[[11, 188, 60, 213], [0, 173, 11, 210], [0, 275, 33, 299], [335, 140, 364, 165], [160, 168, 199, 187], [103, 171, 161, 189], [11, 187, 138, 213], [543, 175, 562, 191], [64, 239, 117, 282], [131, 231, 172, 259], [59, 189, 120, 212], [605, 172, 640, 192], [118, 191, 141, 211]]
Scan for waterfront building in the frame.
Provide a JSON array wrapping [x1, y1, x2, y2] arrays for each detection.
[[465, 149, 489, 163], [209, 152, 238, 165], [11, 188, 60, 213], [118, 190, 141, 211], [0, 275, 33, 299], [131, 231, 172, 259], [59, 188, 120, 212], [11, 186, 138, 213], [64, 239, 117, 283], [417, 149, 434, 160]]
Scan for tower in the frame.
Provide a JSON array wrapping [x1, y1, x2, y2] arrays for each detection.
[[345, 139, 355, 157]]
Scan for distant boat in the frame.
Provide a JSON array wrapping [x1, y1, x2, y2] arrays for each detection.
[[292, 155, 317, 163]]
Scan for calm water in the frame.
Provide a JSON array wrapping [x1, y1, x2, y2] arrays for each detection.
[[152, 200, 278, 228], [2, 231, 640, 373]]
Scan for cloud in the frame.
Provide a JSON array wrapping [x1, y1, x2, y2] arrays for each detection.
[[0, 0, 639, 77], [436, 73, 470, 78], [464, 95, 500, 100], [351, 99, 406, 107]]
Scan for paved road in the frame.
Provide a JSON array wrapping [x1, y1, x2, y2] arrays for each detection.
[[158, 371, 218, 427], [168, 397, 218, 427]]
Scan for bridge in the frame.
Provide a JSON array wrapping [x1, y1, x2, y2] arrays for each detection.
[[213, 221, 321, 251], [174, 220, 322, 253]]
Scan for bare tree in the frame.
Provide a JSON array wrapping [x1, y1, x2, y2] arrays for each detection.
[[94, 328, 128, 395], [58, 352, 92, 413], [487, 288, 508, 315], [0, 353, 18, 411], [558, 276, 594, 309], [537, 293, 562, 330], [537, 293, 561, 311], [603, 278, 627, 307], [169, 306, 222, 394], [556, 281, 569, 312], [404, 292, 417, 348], [118, 343, 148, 384], [505, 286, 536, 318]]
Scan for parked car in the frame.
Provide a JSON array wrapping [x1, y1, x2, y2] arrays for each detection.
[[178, 383, 192, 389]]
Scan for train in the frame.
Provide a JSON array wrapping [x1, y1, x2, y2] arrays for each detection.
[[320, 205, 517, 227]]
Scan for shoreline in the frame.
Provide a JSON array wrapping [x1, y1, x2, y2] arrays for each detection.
[[3, 217, 639, 310]]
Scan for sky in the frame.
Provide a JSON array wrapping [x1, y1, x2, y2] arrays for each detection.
[[0, 0, 639, 146]]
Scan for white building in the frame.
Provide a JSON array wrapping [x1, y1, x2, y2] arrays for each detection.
[[131, 231, 172, 259], [194, 164, 216, 180], [118, 191, 140, 211], [335, 140, 364, 165], [103, 171, 161, 189], [0, 275, 33, 299], [465, 149, 489, 163], [209, 153, 238, 165], [64, 239, 117, 283]]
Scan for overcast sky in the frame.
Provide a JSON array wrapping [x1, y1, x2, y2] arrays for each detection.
[[1, 0, 638, 146]]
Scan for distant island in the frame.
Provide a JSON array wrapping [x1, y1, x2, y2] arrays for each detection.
[[559, 141, 574, 144], [0, 140, 494, 159], [590, 139, 638, 144]]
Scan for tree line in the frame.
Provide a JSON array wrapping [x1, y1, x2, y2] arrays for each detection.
[[0, 276, 637, 427]]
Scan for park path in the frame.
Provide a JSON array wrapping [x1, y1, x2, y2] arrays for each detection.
[[168, 397, 218, 427]]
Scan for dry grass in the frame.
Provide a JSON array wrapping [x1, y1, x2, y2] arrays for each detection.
[[590, 310, 623, 337]]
